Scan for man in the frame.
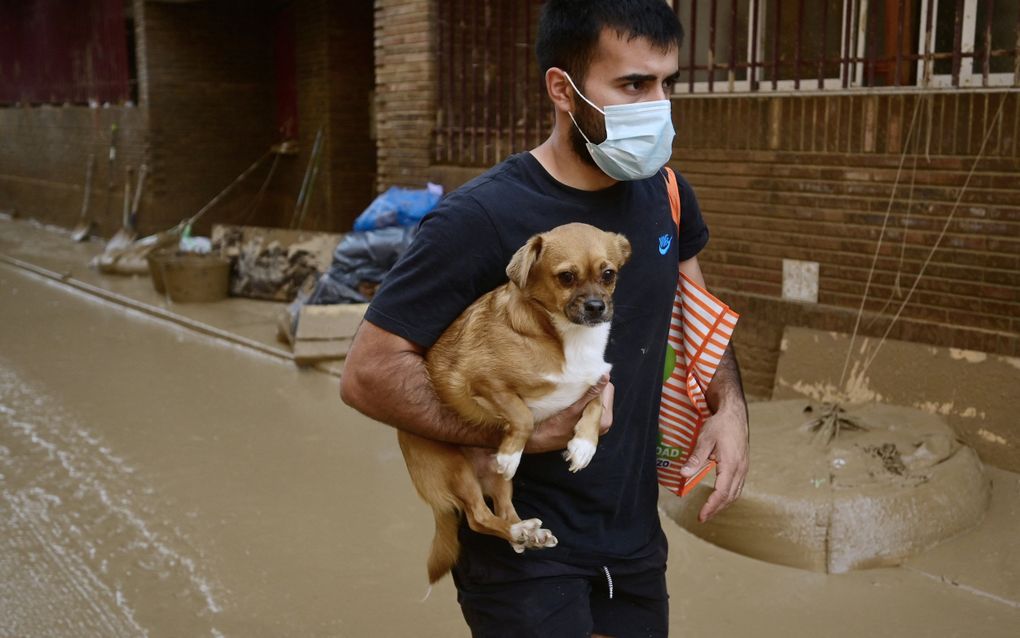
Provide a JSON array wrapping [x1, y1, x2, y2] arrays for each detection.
[[341, 1, 749, 635]]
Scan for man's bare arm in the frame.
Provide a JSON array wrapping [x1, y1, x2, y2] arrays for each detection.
[[340, 321, 503, 446], [676, 256, 750, 522], [340, 320, 612, 451]]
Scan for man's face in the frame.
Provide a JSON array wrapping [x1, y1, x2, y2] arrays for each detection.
[[568, 29, 680, 168]]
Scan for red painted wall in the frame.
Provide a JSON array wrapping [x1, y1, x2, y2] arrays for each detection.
[[0, 0, 130, 105]]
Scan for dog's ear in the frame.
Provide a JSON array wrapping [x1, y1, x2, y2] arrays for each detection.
[[506, 235, 543, 289], [614, 233, 632, 267]]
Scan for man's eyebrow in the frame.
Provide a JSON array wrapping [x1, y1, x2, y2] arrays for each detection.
[[616, 72, 681, 84], [616, 73, 657, 84]]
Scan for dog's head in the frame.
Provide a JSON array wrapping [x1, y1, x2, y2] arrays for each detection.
[[506, 223, 631, 326]]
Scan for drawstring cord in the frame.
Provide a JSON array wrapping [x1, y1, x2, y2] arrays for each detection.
[[602, 566, 614, 600]]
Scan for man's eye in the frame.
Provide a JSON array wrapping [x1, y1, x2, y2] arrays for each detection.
[[601, 269, 616, 284], [558, 272, 576, 286]]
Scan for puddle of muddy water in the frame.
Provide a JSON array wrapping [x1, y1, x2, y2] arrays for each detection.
[[0, 362, 222, 636], [0, 264, 465, 637]]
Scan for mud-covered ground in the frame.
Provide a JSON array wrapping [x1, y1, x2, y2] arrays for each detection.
[[1, 225, 1017, 636]]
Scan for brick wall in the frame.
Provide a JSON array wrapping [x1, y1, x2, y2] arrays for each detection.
[[286, 0, 377, 231], [0, 0, 376, 236], [423, 92, 1020, 404], [0, 105, 148, 236], [328, 1, 376, 229], [0, 0, 280, 237], [142, 0, 277, 235], [289, 0, 331, 230], [0, 0, 148, 237], [374, 0, 436, 191], [672, 92, 1020, 399]]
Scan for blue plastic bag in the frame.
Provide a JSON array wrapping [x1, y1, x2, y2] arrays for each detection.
[[353, 183, 443, 232]]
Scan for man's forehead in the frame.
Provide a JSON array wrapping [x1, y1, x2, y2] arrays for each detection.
[[588, 27, 679, 77]]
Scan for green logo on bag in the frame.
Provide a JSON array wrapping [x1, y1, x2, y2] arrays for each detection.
[[662, 344, 677, 384], [656, 431, 681, 460]]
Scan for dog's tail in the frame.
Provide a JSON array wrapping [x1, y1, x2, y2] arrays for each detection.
[[427, 507, 461, 584]]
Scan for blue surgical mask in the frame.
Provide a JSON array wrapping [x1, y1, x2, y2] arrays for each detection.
[[564, 72, 675, 181]]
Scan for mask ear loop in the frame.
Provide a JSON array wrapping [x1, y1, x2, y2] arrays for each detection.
[[562, 71, 606, 146], [562, 71, 606, 115]]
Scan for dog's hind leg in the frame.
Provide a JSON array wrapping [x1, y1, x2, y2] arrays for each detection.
[[482, 475, 558, 553], [480, 472, 519, 522], [451, 460, 557, 553], [464, 446, 521, 522]]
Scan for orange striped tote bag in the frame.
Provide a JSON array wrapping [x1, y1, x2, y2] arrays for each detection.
[[656, 167, 740, 497]]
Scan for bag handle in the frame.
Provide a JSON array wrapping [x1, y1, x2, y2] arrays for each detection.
[[663, 166, 681, 229]]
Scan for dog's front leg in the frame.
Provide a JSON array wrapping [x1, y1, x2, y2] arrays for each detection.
[[490, 392, 535, 480], [564, 397, 603, 472]]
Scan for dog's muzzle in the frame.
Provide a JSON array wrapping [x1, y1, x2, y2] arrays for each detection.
[[584, 299, 606, 319], [569, 296, 612, 325]]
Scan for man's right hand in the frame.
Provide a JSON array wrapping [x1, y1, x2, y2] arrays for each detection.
[[524, 375, 614, 454]]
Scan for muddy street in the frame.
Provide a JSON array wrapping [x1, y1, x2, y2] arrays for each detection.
[[0, 262, 463, 636], [2, 249, 1019, 637]]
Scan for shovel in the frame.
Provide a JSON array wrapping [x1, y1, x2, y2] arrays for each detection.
[[129, 163, 147, 235], [107, 166, 136, 252], [70, 154, 96, 241]]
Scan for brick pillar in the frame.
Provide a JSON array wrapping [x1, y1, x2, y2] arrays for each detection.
[[374, 0, 436, 190]]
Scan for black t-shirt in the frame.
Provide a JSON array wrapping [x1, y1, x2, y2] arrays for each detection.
[[365, 152, 709, 576]]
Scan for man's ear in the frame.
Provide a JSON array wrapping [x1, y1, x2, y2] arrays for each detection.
[[506, 235, 543, 289], [545, 67, 574, 114]]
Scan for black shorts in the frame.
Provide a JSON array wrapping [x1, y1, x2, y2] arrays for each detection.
[[452, 563, 669, 638]]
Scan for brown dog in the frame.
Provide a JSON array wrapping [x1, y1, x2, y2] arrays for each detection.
[[397, 223, 631, 583]]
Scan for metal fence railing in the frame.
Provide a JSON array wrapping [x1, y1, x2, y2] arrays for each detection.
[[674, 0, 1020, 93], [435, 0, 549, 166], [435, 1, 1020, 166]]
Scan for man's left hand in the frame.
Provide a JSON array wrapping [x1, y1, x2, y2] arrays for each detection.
[[679, 402, 749, 523]]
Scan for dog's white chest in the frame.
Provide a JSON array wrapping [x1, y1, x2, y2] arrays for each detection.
[[527, 322, 612, 421]]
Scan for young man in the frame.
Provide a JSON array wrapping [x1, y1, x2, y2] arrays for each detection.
[[341, 1, 749, 635]]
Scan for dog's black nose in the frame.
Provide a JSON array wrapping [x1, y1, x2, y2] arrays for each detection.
[[584, 299, 606, 317]]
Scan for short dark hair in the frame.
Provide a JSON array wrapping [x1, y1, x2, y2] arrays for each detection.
[[536, 0, 684, 84]]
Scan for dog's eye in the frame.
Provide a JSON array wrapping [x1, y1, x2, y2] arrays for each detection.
[[557, 272, 576, 287], [601, 269, 616, 284]]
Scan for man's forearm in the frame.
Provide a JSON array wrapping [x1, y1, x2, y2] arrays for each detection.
[[342, 346, 503, 448], [706, 343, 747, 417]]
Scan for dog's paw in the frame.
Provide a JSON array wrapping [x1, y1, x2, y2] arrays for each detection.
[[495, 450, 523, 480], [509, 518, 559, 553], [564, 438, 596, 472]]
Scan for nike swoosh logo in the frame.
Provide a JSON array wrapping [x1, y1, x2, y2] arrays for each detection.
[[658, 234, 672, 255]]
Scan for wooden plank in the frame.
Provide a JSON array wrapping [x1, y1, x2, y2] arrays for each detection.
[[295, 304, 368, 340], [293, 338, 352, 366]]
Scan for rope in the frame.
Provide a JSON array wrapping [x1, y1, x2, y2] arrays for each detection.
[[186, 148, 274, 229], [868, 130, 922, 326], [238, 151, 281, 226], [855, 97, 1006, 380], [837, 95, 924, 390]]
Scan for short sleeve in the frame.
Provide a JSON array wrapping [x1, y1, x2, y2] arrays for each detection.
[[363, 192, 506, 349], [675, 172, 709, 262]]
